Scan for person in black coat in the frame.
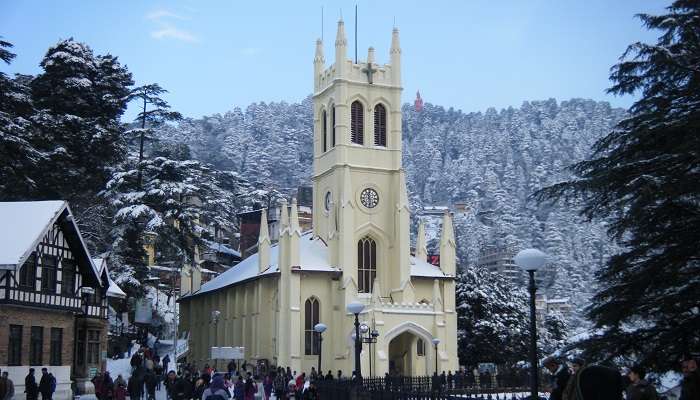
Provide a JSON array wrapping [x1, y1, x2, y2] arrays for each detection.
[[38, 369, 53, 400], [25, 369, 39, 400], [543, 357, 571, 400]]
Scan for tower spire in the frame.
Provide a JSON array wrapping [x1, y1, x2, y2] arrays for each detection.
[[335, 19, 347, 77], [390, 27, 401, 85], [314, 38, 325, 90], [416, 218, 428, 262], [439, 210, 456, 276], [258, 209, 270, 273]]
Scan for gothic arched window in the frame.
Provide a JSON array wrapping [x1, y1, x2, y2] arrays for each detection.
[[351, 101, 364, 145], [357, 237, 377, 293], [304, 297, 320, 355], [374, 104, 387, 146], [331, 105, 336, 147], [322, 110, 328, 152]]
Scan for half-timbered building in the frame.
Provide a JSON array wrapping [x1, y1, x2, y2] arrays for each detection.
[[0, 201, 123, 400]]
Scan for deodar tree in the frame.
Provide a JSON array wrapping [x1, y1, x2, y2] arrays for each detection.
[[535, 1, 700, 371]]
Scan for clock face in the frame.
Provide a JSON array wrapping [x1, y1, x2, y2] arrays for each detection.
[[324, 191, 332, 211], [360, 188, 379, 209]]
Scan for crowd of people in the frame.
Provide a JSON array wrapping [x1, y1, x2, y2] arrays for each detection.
[[540, 355, 700, 400], [0, 367, 56, 400]]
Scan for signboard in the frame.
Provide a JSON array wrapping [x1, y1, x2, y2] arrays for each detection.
[[211, 346, 245, 360], [88, 367, 98, 379], [134, 299, 153, 324], [478, 363, 497, 374]]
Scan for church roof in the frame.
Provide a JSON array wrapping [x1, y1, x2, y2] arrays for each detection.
[[184, 231, 337, 298], [410, 257, 447, 278], [183, 231, 449, 299]]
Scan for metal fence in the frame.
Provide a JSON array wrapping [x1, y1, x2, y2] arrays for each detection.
[[316, 376, 549, 400]]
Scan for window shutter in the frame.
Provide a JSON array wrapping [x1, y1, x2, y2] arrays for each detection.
[[374, 104, 387, 146], [351, 101, 364, 144]]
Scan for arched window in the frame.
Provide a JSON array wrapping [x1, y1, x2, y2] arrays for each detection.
[[322, 110, 327, 152], [331, 105, 336, 147], [374, 104, 387, 146], [417, 338, 425, 356], [304, 297, 320, 355], [357, 237, 376, 293], [351, 101, 364, 144]]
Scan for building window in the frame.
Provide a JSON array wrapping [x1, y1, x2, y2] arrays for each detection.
[[304, 297, 320, 355], [61, 259, 76, 296], [417, 338, 425, 356], [351, 101, 364, 144], [41, 254, 57, 293], [331, 105, 336, 147], [19, 253, 37, 290], [87, 329, 101, 364], [76, 329, 86, 366], [374, 104, 387, 146], [357, 237, 377, 293], [30, 326, 43, 365], [322, 110, 327, 152], [50, 328, 63, 366], [8, 325, 22, 366]]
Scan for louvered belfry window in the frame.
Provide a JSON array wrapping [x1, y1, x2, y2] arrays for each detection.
[[351, 101, 364, 144], [322, 110, 328, 152], [374, 104, 387, 146], [331, 105, 336, 147]]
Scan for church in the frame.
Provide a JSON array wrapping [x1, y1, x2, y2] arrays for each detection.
[[178, 20, 458, 376]]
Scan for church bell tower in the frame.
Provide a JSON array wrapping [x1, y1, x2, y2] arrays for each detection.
[[312, 20, 410, 301]]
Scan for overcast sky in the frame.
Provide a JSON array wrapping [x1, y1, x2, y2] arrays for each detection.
[[2, 0, 668, 120]]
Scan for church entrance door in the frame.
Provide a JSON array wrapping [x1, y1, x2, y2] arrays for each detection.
[[388, 331, 427, 376]]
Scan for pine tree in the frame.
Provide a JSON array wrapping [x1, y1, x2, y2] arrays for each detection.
[[127, 83, 182, 189], [535, 1, 700, 371]]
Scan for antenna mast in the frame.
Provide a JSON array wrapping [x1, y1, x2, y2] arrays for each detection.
[[354, 4, 358, 63]]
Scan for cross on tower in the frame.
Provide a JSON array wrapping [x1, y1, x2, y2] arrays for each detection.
[[362, 62, 377, 84]]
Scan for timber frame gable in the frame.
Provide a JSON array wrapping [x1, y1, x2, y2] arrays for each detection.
[[0, 202, 107, 318]]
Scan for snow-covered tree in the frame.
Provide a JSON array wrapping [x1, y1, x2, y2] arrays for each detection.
[[0, 38, 43, 199], [29, 38, 133, 207], [536, 0, 700, 371]]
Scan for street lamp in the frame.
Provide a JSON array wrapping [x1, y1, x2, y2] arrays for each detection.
[[211, 310, 221, 369], [359, 324, 379, 377], [314, 323, 327, 375], [347, 301, 365, 379], [431, 338, 441, 374], [515, 248, 547, 400]]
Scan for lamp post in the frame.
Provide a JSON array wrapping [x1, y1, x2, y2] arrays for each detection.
[[314, 323, 327, 375], [211, 310, 221, 369], [347, 301, 365, 379], [515, 248, 547, 400], [431, 338, 441, 374], [359, 324, 379, 377]]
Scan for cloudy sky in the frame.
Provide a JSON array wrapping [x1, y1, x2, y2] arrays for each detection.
[[2, 1, 668, 120]]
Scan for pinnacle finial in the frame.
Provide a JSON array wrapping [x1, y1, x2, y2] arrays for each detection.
[[336, 19, 347, 47], [391, 27, 401, 54], [315, 38, 324, 63], [279, 199, 289, 231], [367, 46, 375, 64]]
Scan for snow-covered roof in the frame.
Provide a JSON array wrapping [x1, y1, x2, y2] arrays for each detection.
[[0, 201, 67, 269], [185, 231, 336, 298], [410, 257, 448, 278], [203, 239, 241, 258], [183, 231, 449, 299], [93, 257, 127, 299], [0, 200, 102, 286]]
